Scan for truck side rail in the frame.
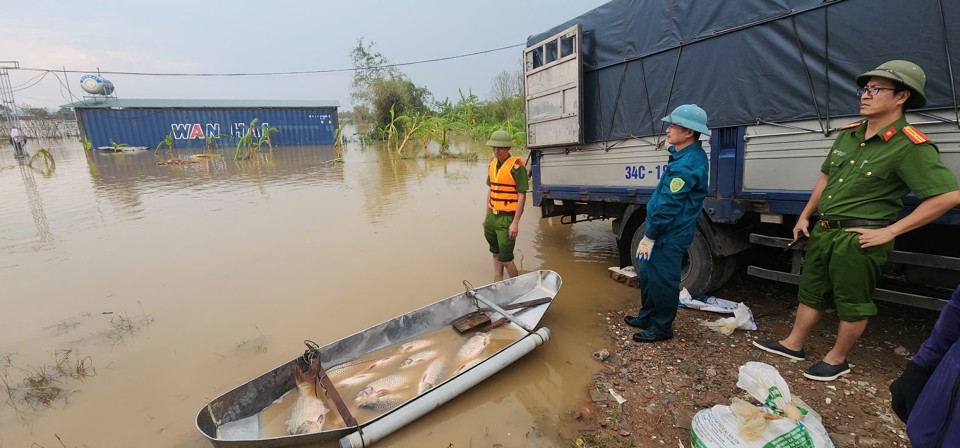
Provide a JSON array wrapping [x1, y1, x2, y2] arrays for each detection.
[[748, 234, 958, 310]]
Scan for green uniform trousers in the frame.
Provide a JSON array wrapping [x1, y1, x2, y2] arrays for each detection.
[[797, 225, 895, 321]]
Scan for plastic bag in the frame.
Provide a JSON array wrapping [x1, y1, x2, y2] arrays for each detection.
[[689, 362, 834, 448], [700, 302, 757, 335], [679, 292, 741, 313]]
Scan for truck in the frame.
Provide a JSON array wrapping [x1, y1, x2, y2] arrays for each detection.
[[523, 0, 960, 310]]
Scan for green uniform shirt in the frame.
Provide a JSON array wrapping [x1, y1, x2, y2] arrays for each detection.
[[818, 116, 959, 221], [486, 156, 529, 192]]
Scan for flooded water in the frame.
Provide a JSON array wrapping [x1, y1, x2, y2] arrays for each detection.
[[0, 133, 639, 447]]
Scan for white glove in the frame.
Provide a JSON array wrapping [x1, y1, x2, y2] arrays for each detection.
[[636, 236, 655, 262]]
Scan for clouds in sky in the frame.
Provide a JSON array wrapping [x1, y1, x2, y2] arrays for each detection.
[[3, 0, 606, 110]]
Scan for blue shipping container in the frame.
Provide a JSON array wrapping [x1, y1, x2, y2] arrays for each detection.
[[71, 99, 339, 149]]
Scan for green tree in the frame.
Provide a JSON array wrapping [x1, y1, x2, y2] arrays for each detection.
[[21, 104, 53, 119], [349, 37, 400, 106], [370, 77, 429, 130], [56, 106, 76, 120]]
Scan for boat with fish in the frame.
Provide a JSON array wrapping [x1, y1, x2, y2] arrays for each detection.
[[195, 270, 561, 448]]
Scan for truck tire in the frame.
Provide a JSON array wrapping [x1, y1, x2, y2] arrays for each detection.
[[708, 255, 737, 292], [630, 225, 719, 298]]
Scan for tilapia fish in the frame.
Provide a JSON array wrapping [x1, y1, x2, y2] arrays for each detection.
[[400, 350, 438, 368], [456, 332, 490, 360], [357, 393, 405, 411], [418, 359, 447, 394], [399, 339, 432, 353], [285, 365, 329, 435], [354, 373, 410, 402]]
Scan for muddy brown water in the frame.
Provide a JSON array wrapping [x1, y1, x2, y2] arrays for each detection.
[[0, 134, 638, 447]]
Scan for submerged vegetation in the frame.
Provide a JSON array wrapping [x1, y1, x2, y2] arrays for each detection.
[[0, 304, 153, 422], [27, 148, 56, 175], [234, 118, 280, 161]]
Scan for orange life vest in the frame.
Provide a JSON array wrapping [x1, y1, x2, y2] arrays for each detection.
[[488, 156, 524, 212]]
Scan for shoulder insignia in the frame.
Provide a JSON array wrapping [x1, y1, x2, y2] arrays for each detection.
[[902, 126, 930, 145], [669, 177, 686, 193], [838, 120, 864, 130], [881, 126, 897, 142]]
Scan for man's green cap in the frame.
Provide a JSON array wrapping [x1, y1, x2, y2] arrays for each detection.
[[857, 60, 926, 109], [485, 130, 515, 148]]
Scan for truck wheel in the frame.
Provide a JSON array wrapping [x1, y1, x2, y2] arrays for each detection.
[[707, 255, 737, 292], [630, 225, 717, 298]]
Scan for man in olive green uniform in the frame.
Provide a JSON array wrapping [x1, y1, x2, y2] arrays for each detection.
[[754, 60, 960, 381], [483, 130, 528, 278]]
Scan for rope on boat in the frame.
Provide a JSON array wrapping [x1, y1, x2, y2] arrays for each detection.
[[301, 340, 364, 441]]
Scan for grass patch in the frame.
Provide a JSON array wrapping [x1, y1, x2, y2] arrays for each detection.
[[21, 366, 63, 407]]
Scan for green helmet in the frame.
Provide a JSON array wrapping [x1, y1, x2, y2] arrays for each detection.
[[857, 60, 926, 109], [485, 129, 515, 148], [661, 104, 710, 136]]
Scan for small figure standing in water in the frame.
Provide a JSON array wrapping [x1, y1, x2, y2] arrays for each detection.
[[483, 130, 528, 278], [9, 126, 26, 156]]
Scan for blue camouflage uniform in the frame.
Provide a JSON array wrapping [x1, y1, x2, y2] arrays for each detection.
[[890, 285, 960, 447], [636, 141, 709, 338]]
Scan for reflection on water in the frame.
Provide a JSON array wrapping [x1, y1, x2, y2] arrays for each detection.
[[0, 133, 638, 448]]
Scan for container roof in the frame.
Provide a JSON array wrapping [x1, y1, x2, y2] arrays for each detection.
[[68, 98, 340, 109]]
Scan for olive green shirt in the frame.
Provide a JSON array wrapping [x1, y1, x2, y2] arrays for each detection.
[[818, 116, 959, 220]]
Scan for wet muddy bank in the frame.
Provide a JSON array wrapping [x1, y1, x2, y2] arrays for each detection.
[[563, 273, 938, 447]]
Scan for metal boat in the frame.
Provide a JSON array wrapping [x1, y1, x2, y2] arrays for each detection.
[[195, 270, 561, 448]]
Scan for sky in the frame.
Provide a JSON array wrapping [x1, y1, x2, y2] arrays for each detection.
[[2, 0, 608, 112]]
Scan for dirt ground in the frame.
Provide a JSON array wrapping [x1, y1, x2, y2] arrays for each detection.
[[561, 270, 943, 448]]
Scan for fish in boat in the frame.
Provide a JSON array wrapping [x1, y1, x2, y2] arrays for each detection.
[[336, 371, 375, 388], [195, 270, 561, 448], [400, 350, 438, 368], [453, 359, 482, 376], [357, 393, 405, 411], [284, 365, 328, 435], [365, 355, 400, 370], [399, 339, 432, 353], [418, 359, 447, 394], [456, 333, 490, 360], [354, 373, 410, 402], [327, 359, 369, 378]]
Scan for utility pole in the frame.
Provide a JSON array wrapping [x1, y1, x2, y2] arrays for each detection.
[[0, 61, 22, 132]]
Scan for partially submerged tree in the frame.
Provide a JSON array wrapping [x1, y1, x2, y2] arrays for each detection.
[[349, 38, 400, 107], [350, 38, 431, 132]]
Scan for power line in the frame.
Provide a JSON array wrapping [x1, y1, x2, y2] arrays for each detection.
[[10, 43, 525, 78], [11, 71, 47, 90], [11, 71, 50, 92]]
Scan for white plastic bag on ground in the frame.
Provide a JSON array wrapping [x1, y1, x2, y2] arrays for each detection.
[[678, 289, 757, 334], [689, 362, 834, 448], [700, 302, 757, 335], [679, 292, 741, 313]]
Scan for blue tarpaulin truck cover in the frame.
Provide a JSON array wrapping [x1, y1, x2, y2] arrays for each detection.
[[527, 0, 960, 143]]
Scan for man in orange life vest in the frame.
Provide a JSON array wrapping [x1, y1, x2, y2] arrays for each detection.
[[484, 130, 528, 278]]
